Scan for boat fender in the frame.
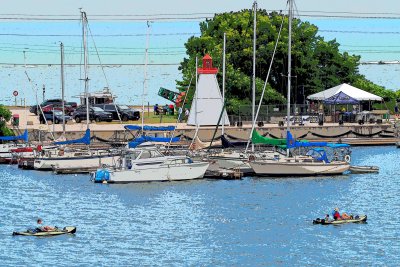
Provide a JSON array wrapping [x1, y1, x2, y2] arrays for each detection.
[[344, 155, 351, 163], [94, 169, 110, 182], [94, 169, 105, 182], [104, 170, 110, 181]]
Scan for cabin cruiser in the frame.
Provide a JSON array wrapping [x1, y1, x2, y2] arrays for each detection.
[[93, 143, 209, 183]]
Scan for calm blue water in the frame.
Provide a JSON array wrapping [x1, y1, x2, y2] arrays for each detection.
[[1, 146, 399, 266]]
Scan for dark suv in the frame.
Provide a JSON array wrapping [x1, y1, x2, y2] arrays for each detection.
[[39, 110, 72, 124], [94, 104, 140, 121], [72, 106, 113, 123], [29, 99, 73, 115]]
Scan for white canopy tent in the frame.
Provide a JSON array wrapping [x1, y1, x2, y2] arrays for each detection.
[[307, 83, 382, 101]]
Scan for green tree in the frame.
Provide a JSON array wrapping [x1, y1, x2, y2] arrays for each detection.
[[177, 9, 393, 114], [0, 105, 13, 136]]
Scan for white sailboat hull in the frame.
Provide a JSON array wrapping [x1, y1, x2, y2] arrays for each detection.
[[249, 160, 350, 176], [34, 154, 118, 171], [106, 161, 209, 183]]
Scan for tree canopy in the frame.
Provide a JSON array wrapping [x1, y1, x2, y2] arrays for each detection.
[[177, 9, 392, 114], [0, 105, 13, 136]]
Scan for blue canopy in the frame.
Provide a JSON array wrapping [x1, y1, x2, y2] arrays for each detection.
[[323, 91, 359, 105], [124, 125, 175, 131], [128, 135, 180, 148], [54, 129, 91, 145], [0, 129, 28, 142]]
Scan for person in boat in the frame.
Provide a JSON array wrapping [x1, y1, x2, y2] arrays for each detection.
[[332, 208, 351, 220], [36, 218, 55, 232], [324, 214, 330, 222]]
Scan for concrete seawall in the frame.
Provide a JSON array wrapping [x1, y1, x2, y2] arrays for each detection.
[[7, 107, 398, 145]]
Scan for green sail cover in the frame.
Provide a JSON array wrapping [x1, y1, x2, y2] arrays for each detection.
[[251, 130, 286, 146]]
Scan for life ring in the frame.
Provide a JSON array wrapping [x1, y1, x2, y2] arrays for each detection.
[[344, 155, 351, 163], [248, 155, 256, 161]]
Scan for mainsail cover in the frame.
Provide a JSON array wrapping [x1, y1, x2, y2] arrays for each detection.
[[124, 125, 175, 131], [251, 130, 286, 146], [54, 129, 91, 145], [128, 135, 180, 148], [0, 129, 28, 142]]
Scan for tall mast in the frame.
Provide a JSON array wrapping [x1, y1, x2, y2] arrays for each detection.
[[141, 21, 150, 131], [252, 1, 257, 152], [81, 10, 89, 129], [60, 42, 66, 136], [195, 56, 198, 128], [286, 0, 293, 156], [222, 32, 226, 135]]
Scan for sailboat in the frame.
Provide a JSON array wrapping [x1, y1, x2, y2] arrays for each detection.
[[248, 0, 350, 176], [0, 130, 29, 164], [33, 11, 121, 173]]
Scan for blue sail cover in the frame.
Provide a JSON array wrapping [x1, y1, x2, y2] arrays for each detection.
[[286, 131, 328, 148], [54, 129, 91, 145], [323, 91, 359, 105], [125, 125, 176, 131], [286, 131, 351, 149], [0, 129, 28, 142], [128, 135, 180, 148]]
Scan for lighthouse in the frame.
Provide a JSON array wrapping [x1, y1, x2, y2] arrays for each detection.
[[187, 54, 230, 126]]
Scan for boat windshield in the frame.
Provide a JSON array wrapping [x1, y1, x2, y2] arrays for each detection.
[[127, 150, 141, 160], [138, 149, 164, 159]]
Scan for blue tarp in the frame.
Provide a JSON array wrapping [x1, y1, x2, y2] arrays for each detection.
[[128, 135, 180, 148], [323, 91, 359, 105], [54, 129, 91, 145], [0, 129, 28, 142], [124, 125, 176, 131]]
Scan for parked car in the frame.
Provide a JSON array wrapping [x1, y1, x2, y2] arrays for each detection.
[[41, 104, 75, 115], [66, 101, 78, 109], [39, 110, 72, 124], [29, 99, 71, 115], [93, 104, 140, 121], [72, 106, 113, 123]]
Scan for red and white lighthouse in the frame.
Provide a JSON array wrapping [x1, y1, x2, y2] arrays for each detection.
[[187, 54, 230, 126]]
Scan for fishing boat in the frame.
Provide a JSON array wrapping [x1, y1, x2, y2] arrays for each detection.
[[13, 226, 76, 236], [93, 143, 209, 183], [313, 215, 367, 225]]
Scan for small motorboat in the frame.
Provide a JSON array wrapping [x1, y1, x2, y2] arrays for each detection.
[[12, 226, 76, 236], [313, 215, 367, 225], [349, 165, 379, 174]]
